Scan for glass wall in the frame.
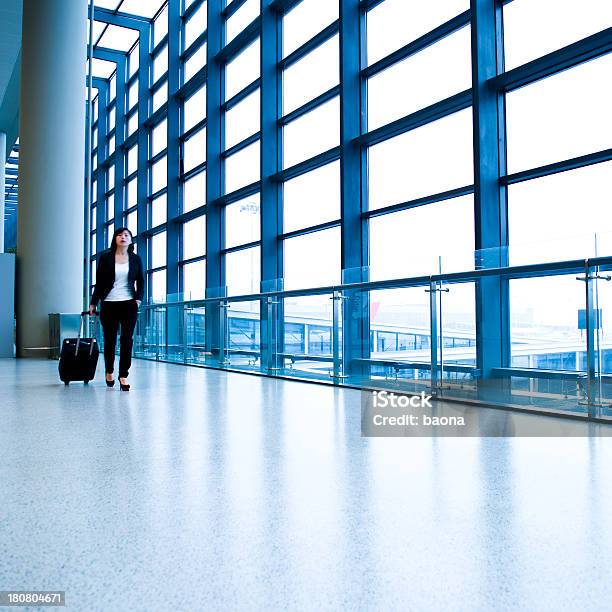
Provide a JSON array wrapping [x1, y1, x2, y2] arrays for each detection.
[[86, 0, 612, 416]]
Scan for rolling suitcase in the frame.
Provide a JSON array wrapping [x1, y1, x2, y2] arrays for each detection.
[[58, 312, 100, 385]]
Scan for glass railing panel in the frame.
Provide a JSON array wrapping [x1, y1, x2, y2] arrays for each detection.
[[202, 286, 227, 368], [165, 302, 186, 363], [183, 304, 207, 364], [280, 294, 335, 381], [133, 308, 145, 357], [134, 305, 161, 360], [353, 286, 432, 394], [591, 266, 612, 416], [436, 280, 478, 398], [225, 300, 261, 371], [150, 305, 167, 360], [503, 272, 589, 413], [259, 284, 281, 375], [510, 273, 584, 370]]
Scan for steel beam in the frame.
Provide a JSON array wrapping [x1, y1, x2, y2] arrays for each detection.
[[471, 0, 509, 382]]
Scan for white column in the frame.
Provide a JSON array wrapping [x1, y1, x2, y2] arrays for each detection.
[[17, 0, 88, 355], [0, 131, 5, 253]]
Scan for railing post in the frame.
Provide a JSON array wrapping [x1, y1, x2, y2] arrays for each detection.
[[264, 296, 280, 373], [427, 280, 449, 393], [576, 259, 611, 418], [427, 280, 439, 393], [155, 307, 162, 361], [184, 304, 197, 363], [164, 305, 169, 360], [584, 262, 598, 417], [579, 260, 611, 418], [218, 300, 230, 366], [181, 305, 186, 363], [331, 290, 347, 380]]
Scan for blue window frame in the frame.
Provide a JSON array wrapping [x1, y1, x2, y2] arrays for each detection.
[[82, 0, 612, 403]]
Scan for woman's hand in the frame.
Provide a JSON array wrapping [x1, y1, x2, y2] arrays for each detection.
[[88, 304, 96, 316], [136, 300, 141, 308]]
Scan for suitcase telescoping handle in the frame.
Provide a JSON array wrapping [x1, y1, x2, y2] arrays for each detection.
[[76, 311, 99, 356]]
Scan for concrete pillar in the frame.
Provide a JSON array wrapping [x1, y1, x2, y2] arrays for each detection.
[[0, 131, 5, 253], [17, 0, 88, 355]]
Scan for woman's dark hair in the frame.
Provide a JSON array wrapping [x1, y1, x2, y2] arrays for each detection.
[[110, 227, 135, 254]]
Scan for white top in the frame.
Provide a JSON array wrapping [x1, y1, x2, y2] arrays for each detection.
[[105, 261, 133, 301]]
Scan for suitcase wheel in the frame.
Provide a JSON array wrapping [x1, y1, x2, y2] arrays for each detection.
[[64, 381, 69, 386], [84, 380, 89, 385]]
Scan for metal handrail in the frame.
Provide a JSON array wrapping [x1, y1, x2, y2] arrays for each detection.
[[139, 255, 612, 311], [133, 256, 612, 419]]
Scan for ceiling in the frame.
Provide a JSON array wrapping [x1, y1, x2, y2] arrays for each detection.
[[0, 0, 22, 163], [0, 0, 172, 163]]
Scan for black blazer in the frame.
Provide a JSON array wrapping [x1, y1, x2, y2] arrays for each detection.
[[90, 250, 145, 306]]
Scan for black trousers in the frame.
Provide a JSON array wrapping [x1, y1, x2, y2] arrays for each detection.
[[100, 299, 138, 378]]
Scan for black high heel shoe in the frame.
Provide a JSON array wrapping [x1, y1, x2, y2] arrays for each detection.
[[106, 376, 115, 388], [119, 378, 130, 391]]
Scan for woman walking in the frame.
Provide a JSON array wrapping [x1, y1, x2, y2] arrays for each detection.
[[89, 228, 144, 391]]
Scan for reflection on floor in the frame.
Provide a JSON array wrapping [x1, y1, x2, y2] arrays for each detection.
[[1, 358, 611, 611]]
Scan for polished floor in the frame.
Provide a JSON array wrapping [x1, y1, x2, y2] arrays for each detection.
[[1, 358, 612, 612]]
